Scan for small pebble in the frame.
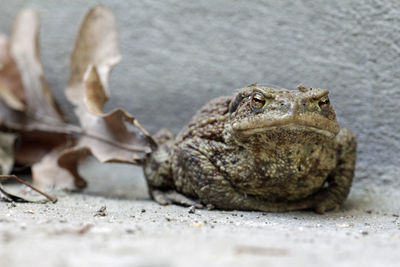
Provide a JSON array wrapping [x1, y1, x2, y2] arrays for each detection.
[[94, 206, 107, 217], [24, 210, 35, 214], [361, 231, 369, 236], [7, 203, 16, 209], [126, 229, 134, 234], [188, 206, 196, 214]]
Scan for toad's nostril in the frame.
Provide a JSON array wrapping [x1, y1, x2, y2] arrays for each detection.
[[279, 100, 289, 106]]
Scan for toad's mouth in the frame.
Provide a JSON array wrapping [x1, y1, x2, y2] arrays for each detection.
[[231, 113, 340, 138], [234, 123, 337, 138]]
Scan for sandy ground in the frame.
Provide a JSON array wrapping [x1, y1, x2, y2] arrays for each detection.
[[1, 161, 399, 267]]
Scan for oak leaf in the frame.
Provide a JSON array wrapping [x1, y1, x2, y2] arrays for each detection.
[[32, 6, 155, 190], [0, 9, 72, 166], [0, 132, 56, 203]]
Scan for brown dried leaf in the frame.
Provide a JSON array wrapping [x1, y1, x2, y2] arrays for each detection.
[[0, 34, 25, 107], [0, 82, 25, 111], [0, 35, 26, 111], [82, 65, 154, 156], [33, 6, 155, 190], [14, 131, 72, 165], [10, 9, 64, 123], [78, 109, 153, 161], [0, 134, 57, 203], [0, 9, 76, 167], [66, 5, 121, 107], [32, 147, 83, 190], [0, 9, 67, 134], [0, 132, 17, 175], [84, 65, 108, 115], [0, 130, 51, 204]]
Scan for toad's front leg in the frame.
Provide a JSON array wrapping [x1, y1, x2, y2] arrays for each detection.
[[313, 129, 357, 213]]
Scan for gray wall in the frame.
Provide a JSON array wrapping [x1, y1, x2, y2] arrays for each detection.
[[1, 0, 399, 186]]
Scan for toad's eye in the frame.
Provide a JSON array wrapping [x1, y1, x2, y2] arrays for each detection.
[[318, 97, 330, 109], [251, 93, 266, 110]]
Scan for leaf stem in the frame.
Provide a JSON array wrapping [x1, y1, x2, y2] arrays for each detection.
[[0, 174, 57, 203]]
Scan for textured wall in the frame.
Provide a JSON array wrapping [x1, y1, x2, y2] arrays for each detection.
[[1, 0, 399, 185]]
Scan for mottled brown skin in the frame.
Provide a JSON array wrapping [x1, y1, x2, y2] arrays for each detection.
[[144, 85, 356, 213]]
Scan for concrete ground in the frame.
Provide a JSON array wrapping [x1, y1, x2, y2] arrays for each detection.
[[1, 161, 399, 267]]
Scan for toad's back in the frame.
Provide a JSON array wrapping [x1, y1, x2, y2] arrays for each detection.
[[173, 96, 232, 144]]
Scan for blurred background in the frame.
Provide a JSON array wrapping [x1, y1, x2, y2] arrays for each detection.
[[0, 0, 399, 192]]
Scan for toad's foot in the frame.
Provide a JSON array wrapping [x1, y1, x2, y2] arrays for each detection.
[[152, 189, 203, 209], [313, 128, 356, 214], [313, 191, 342, 214]]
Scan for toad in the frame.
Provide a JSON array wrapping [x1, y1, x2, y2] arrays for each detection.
[[144, 84, 356, 213]]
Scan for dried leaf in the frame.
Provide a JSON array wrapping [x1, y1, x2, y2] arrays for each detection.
[[33, 6, 155, 190], [0, 6, 155, 191], [0, 132, 17, 174], [0, 34, 26, 111], [0, 9, 75, 166], [81, 66, 154, 156], [14, 131, 72, 165], [0, 9, 68, 134], [32, 147, 81, 190], [10, 9, 64, 124], [84, 65, 108, 115], [0, 82, 25, 111], [66, 4, 121, 106]]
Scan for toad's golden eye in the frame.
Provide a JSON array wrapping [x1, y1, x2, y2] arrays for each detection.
[[318, 97, 330, 109], [251, 93, 266, 110]]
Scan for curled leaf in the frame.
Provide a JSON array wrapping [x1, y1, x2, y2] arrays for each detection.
[[10, 9, 64, 123], [0, 34, 26, 111], [14, 131, 72, 166], [0, 6, 155, 191], [0, 125, 57, 203], [66, 5, 121, 106], [84, 65, 108, 115], [32, 147, 84, 190], [0, 9, 75, 167], [33, 6, 155, 190], [0, 132, 17, 175], [0, 9, 67, 134]]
